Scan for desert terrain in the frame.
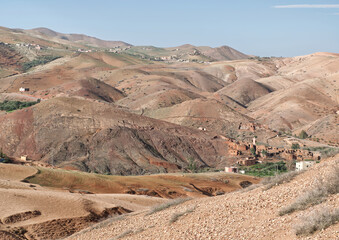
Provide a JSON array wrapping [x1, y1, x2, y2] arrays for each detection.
[[0, 163, 258, 239], [0, 26, 338, 239], [68, 154, 339, 240]]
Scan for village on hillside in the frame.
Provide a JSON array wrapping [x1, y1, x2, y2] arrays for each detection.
[[222, 132, 322, 175]]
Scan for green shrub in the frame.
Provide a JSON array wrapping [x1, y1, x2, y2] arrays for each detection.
[[240, 161, 287, 177], [22, 55, 60, 72], [0, 100, 39, 112], [187, 157, 198, 173], [250, 147, 256, 156], [299, 130, 308, 139], [291, 143, 300, 150], [0, 148, 11, 163], [261, 150, 267, 156]]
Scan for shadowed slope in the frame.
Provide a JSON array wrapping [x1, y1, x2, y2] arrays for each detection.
[[0, 97, 232, 175]]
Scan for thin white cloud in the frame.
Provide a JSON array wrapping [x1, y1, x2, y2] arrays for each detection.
[[274, 4, 339, 9]]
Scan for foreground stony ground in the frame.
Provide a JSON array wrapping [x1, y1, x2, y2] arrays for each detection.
[[0, 164, 166, 239], [69, 155, 339, 240]]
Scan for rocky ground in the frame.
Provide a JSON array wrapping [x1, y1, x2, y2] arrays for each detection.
[[69, 155, 339, 240], [0, 163, 259, 239]]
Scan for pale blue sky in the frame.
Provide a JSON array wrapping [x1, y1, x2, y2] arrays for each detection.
[[0, 0, 338, 56]]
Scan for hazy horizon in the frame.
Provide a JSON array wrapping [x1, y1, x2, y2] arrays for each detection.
[[1, 0, 338, 57]]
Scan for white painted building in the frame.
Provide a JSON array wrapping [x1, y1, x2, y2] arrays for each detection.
[[19, 87, 29, 92], [296, 161, 316, 171], [225, 167, 238, 173]]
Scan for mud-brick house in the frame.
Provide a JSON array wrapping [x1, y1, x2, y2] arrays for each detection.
[[281, 151, 296, 161], [228, 149, 242, 156], [296, 160, 316, 171], [225, 167, 238, 173], [227, 141, 237, 149], [256, 145, 267, 152], [236, 143, 248, 151], [237, 157, 257, 166], [238, 122, 256, 132], [312, 152, 321, 161]]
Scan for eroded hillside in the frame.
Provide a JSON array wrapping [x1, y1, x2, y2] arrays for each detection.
[[0, 26, 338, 176], [67, 155, 339, 240]]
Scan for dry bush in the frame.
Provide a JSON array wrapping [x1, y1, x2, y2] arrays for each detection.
[[294, 207, 339, 235], [261, 170, 302, 190], [279, 187, 326, 216], [109, 227, 145, 240], [325, 165, 339, 194], [70, 215, 126, 238], [280, 165, 339, 216], [239, 183, 262, 193], [241, 170, 301, 193], [113, 229, 133, 240], [147, 198, 192, 216], [169, 206, 196, 224]]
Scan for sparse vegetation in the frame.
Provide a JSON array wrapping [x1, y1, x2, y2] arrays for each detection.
[[279, 187, 327, 216], [147, 198, 192, 216], [169, 206, 196, 224], [304, 146, 339, 158], [250, 147, 256, 156], [187, 157, 198, 173], [22, 55, 60, 72], [109, 227, 145, 240], [298, 130, 308, 139], [261, 170, 302, 190], [279, 165, 339, 216], [0, 148, 11, 163], [291, 143, 300, 150], [294, 207, 339, 236], [0, 100, 39, 112], [68, 215, 126, 238], [113, 229, 133, 239], [240, 161, 287, 177], [238, 183, 259, 192]]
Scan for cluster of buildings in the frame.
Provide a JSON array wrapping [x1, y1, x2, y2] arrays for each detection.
[[107, 46, 131, 53], [224, 136, 321, 173], [15, 42, 43, 50], [1, 41, 41, 50], [77, 49, 93, 53]]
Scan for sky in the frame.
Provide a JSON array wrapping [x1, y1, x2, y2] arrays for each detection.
[[0, 0, 338, 57]]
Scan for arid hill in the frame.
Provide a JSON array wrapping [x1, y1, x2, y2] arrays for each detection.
[[26, 28, 131, 48], [216, 77, 272, 105], [248, 54, 339, 134], [124, 44, 249, 62], [0, 97, 237, 174], [67, 155, 339, 240], [144, 98, 254, 138], [0, 163, 258, 239], [1, 26, 338, 176]]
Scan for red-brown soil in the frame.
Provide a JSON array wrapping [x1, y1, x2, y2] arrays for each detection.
[[0, 163, 258, 239]]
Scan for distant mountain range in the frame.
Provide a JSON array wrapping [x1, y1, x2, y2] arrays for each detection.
[[26, 27, 131, 48], [0, 26, 249, 61], [0, 25, 338, 176]]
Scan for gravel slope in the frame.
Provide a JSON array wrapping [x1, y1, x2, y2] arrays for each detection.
[[69, 155, 339, 240]]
